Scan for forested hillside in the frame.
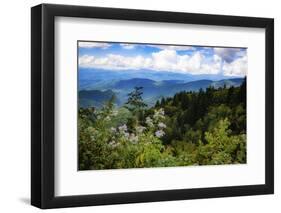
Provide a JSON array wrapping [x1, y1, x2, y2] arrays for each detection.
[[78, 78, 246, 170], [79, 77, 244, 108]]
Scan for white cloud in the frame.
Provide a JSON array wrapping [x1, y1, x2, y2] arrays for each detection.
[[148, 45, 195, 51], [214, 47, 246, 63], [78, 42, 111, 49], [120, 44, 136, 49], [79, 54, 152, 70], [120, 44, 195, 51], [79, 55, 95, 66], [79, 49, 222, 75], [223, 55, 247, 77]]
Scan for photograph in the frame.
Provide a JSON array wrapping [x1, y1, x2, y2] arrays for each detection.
[[78, 41, 247, 170]]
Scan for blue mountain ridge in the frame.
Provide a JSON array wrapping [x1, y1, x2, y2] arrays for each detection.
[[78, 68, 240, 91], [79, 77, 244, 108]]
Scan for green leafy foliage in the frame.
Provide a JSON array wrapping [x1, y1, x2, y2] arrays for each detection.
[[79, 79, 247, 170]]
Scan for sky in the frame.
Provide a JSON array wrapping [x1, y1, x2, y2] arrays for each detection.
[[78, 41, 247, 77]]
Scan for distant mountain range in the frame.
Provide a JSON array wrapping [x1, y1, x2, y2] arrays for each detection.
[[79, 76, 244, 108], [79, 68, 241, 91]]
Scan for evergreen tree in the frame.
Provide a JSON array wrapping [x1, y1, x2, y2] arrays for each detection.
[[125, 87, 147, 113]]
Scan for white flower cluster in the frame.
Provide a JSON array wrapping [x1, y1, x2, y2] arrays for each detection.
[[124, 132, 130, 138], [104, 116, 111, 121], [155, 130, 165, 138], [129, 133, 138, 144], [145, 108, 167, 138], [158, 122, 166, 129], [153, 108, 165, 121], [155, 109, 166, 138], [145, 116, 154, 127], [118, 124, 128, 133], [109, 140, 119, 148], [136, 125, 146, 134], [116, 124, 140, 144], [96, 109, 118, 122], [108, 108, 166, 145], [118, 124, 130, 139]]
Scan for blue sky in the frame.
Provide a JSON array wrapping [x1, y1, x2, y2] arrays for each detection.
[[78, 41, 247, 77]]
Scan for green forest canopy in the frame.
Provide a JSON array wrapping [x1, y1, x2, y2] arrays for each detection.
[[78, 78, 246, 170]]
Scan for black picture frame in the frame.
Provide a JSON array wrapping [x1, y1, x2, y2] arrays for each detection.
[[31, 3, 274, 209]]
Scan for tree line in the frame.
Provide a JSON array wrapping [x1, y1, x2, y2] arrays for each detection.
[[78, 78, 246, 170]]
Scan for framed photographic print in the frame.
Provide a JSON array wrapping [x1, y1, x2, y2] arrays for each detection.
[[31, 3, 274, 209]]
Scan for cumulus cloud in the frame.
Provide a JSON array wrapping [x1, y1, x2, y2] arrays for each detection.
[[79, 54, 151, 70], [120, 44, 136, 49], [78, 43, 247, 77], [214, 47, 246, 63], [120, 44, 195, 51], [222, 55, 247, 77], [78, 42, 111, 49], [148, 45, 195, 51], [79, 49, 222, 75]]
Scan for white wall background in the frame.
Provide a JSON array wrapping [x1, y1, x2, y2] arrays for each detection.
[[0, 0, 279, 212]]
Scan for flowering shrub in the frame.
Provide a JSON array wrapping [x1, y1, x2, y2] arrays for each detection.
[[79, 101, 246, 170], [79, 83, 246, 170], [79, 100, 179, 169]]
